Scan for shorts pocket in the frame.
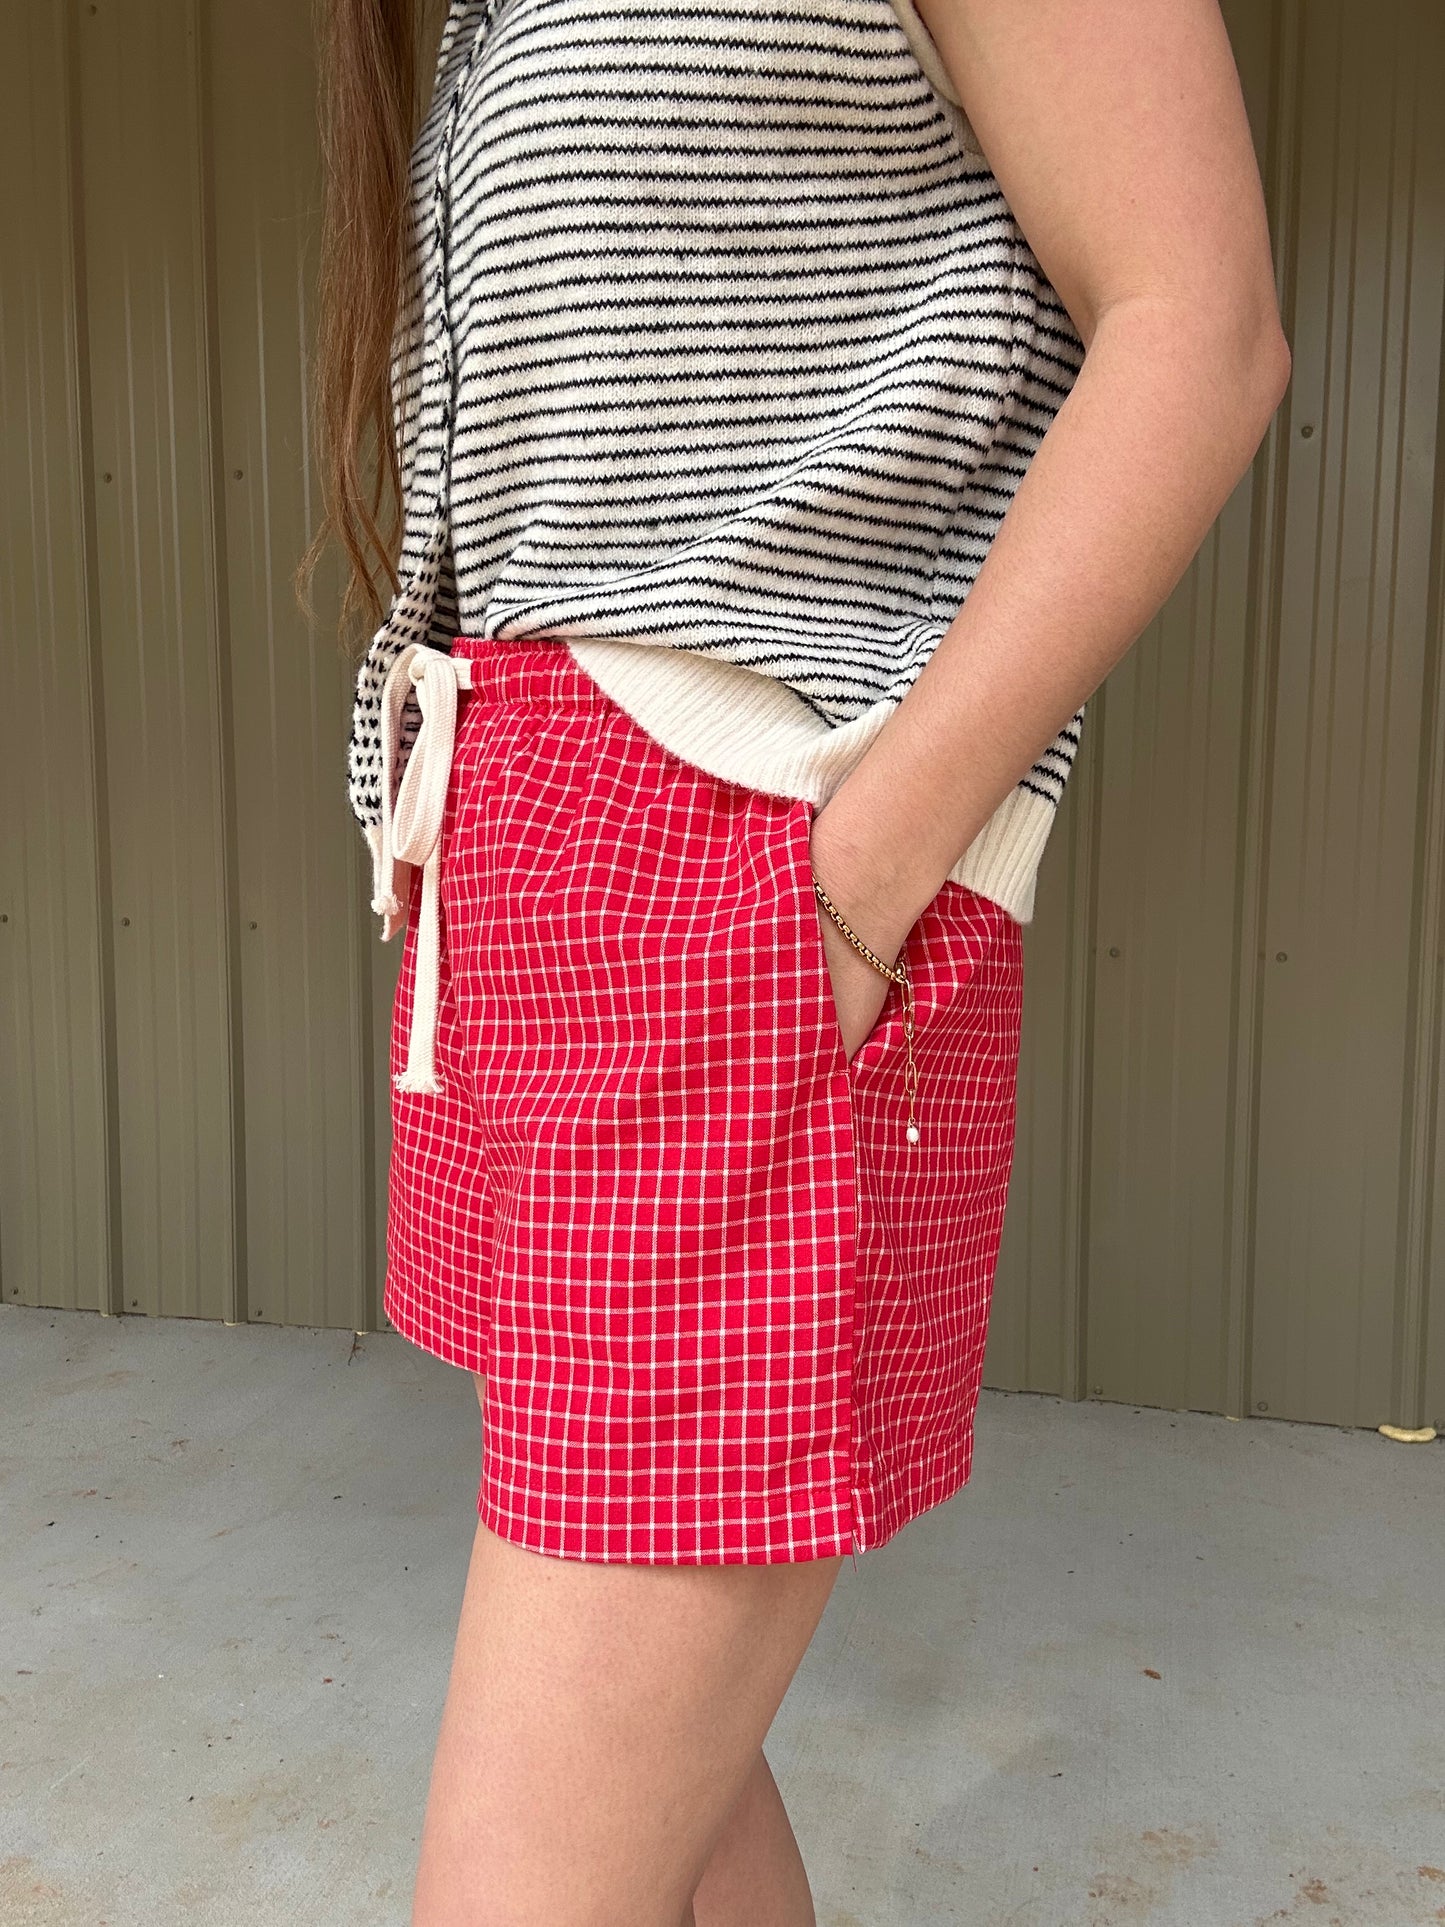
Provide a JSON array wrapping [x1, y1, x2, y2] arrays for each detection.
[[787, 797, 1008, 1081], [784, 796, 851, 1071]]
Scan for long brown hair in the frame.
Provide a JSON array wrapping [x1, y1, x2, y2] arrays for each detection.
[[297, 0, 430, 644]]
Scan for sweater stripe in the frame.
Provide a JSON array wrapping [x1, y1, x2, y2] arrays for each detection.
[[348, 0, 1088, 876]]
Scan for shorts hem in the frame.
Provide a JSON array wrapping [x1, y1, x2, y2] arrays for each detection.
[[472, 1485, 859, 1567], [383, 1272, 490, 1378]]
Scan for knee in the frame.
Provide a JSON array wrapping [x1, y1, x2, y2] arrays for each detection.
[[472, 1370, 485, 1410]]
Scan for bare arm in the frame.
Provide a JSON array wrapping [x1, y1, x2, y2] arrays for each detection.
[[812, 0, 1291, 1045]]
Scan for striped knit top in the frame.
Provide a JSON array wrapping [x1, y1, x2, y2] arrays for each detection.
[[349, 0, 1088, 927]]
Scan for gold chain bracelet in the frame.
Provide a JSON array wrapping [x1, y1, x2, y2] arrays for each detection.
[[812, 878, 921, 1146]]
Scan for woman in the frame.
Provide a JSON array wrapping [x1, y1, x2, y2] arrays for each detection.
[[304, 0, 1289, 1918]]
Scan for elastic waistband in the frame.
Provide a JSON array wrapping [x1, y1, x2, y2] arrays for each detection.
[[449, 634, 615, 710]]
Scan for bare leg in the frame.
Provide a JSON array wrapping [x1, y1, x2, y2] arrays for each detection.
[[690, 1749, 815, 1927], [414, 1379, 841, 1924]]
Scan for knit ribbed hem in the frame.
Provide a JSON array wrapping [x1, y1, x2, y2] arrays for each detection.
[[566, 637, 1054, 925]]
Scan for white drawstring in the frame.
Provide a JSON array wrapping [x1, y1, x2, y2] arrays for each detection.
[[372, 643, 474, 1094]]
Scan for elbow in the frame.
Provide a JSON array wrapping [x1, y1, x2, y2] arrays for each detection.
[[1197, 304, 1295, 464], [1198, 279, 1294, 428], [1090, 283, 1294, 436], [1251, 313, 1294, 420], [1240, 325, 1293, 466]]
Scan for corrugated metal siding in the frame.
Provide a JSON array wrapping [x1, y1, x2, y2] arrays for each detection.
[[205, 0, 394, 1334], [2, 0, 1441, 1430], [987, 0, 1445, 1432], [79, 0, 239, 1320], [1, 5, 114, 1319], [1251, 0, 1445, 1427], [1, 0, 396, 1334]]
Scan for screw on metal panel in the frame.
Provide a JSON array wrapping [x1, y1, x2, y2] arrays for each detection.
[[1090, 1385, 1104, 1396], [0, 913, 8, 922], [1107, 946, 1120, 958], [1276, 951, 1287, 962], [1256, 1401, 1269, 1412], [232, 469, 244, 480], [101, 472, 112, 483], [120, 916, 130, 926], [248, 921, 258, 931], [1300, 424, 1314, 437]]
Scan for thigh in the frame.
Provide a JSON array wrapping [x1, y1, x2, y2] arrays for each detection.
[[413, 1520, 843, 1927]]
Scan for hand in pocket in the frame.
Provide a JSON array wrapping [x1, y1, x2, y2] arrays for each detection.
[[807, 806, 916, 1066]]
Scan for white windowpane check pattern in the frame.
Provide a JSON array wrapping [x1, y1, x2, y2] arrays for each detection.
[[385, 636, 1024, 1565], [347, 0, 1088, 935]]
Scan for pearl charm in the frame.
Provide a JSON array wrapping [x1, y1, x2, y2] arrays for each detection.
[[906, 1123, 920, 1145]]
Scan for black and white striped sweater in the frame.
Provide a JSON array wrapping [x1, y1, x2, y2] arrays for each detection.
[[349, 0, 1088, 924]]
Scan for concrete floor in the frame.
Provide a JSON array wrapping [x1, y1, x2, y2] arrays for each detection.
[[2, 1305, 1442, 1927]]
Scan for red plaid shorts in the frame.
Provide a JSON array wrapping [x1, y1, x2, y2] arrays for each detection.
[[384, 634, 1024, 1566]]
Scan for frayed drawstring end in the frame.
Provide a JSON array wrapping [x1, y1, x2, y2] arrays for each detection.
[[393, 1066, 446, 1096]]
